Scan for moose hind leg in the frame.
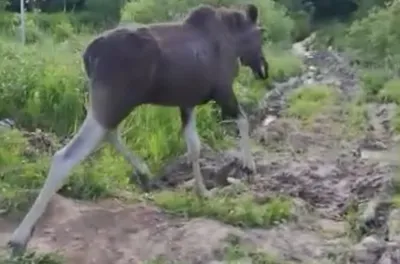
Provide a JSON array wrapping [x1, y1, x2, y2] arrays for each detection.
[[8, 111, 108, 254], [107, 130, 152, 191], [180, 107, 209, 197]]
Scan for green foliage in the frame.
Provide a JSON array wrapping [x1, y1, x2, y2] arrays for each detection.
[[153, 190, 292, 227], [85, 0, 125, 26], [0, 0, 8, 11], [265, 45, 304, 82], [290, 10, 313, 42], [0, 251, 63, 264], [342, 99, 368, 138], [285, 84, 338, 123], [345, 0, 400, 69], [378, 78, 400, 103], [0, 39, 86, 135], [313, 20, 348, 50], [359, 68, 392, 101]]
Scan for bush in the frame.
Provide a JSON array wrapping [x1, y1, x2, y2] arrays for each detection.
[[345, 0, 400, 69], [84, 0, 125, 27], [0, 39, 86, 135], [359, 68, 392, 101], [378, 78, 400, 103]]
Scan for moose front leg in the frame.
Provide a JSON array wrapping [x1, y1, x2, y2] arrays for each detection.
[[236, 108, 256, 181], [215, 89, 256, 183]]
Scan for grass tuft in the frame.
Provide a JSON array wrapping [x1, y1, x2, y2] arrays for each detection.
[[152, 190, 292, 228], [285, 84, 338, 124]]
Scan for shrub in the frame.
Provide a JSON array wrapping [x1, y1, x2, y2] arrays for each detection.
[[359, 68, 392, 101], [345, 0, 400, 69], [0, 39, 86, 135], [84, 0, 125, 27], [378, 78, 400, 103]]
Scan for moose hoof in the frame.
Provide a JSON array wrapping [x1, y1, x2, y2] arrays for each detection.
[[130, 171, 151, 192], [8, 240, 27, 257], [8, 226, 35, 257], [239, 159, 256, 183], [194, 184, 212, 199]]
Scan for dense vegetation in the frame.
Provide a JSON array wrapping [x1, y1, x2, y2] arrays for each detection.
[[1, 0, 400, 262]]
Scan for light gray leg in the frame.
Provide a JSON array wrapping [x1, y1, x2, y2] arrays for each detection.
[[8, 111, 108, 253], [106, 130, 152, 191], [181, 108, 209, 197], [236, 111, 256, 182]]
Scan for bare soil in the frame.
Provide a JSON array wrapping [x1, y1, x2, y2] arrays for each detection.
[[1, 37, 400, 263]]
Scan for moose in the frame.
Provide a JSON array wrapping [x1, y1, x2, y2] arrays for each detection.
[[8, 3, 268, 253]]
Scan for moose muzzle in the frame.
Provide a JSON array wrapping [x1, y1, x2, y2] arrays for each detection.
[[255, 56, 269, 80]]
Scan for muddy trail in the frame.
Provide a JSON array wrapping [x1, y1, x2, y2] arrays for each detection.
[[1, 37, 400, 263]]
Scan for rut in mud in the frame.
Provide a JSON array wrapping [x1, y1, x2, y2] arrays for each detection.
[[1, 36, 400, 264]]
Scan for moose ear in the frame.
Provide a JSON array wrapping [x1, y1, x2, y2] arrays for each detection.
[[246, 4, 258, 24]]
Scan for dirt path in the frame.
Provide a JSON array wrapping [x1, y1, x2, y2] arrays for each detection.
[[1, 36, 400, 263]]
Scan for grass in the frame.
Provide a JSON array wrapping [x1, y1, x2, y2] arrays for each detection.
[[284, 84, 338, 124], [264, 45, 304, 83], [0, 251, 64, 264], [358, 68, 400, 134], [341, 97, 368, 138], [152, 189, 293, 228], [222, 234, 285, 264], [378, 78, 400, 104], [145, 233, 285, 264]]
